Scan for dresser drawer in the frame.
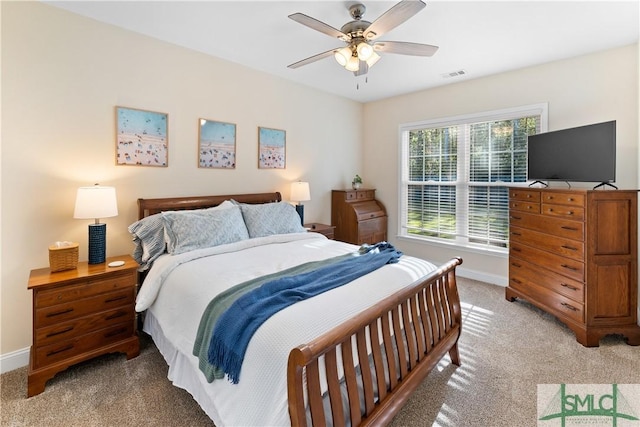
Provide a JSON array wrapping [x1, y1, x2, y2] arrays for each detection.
[[510, 226, 584, 261], [541, 191, 585, 207], [509, 258, 584, 304], [509, 200, 540, 213], [542, 203, 585, 221], [35, 307, 135, 347], [35, 288, 135, 328], [515, 281, 584, 324], [509, 211, 584, 241], [509, 189, 541, 203], [35, 271, 136, 308], [33, 322, 135, 369], [510, 242, 584, 282]]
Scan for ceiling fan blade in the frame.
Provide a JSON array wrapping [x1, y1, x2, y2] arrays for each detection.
[[288, 13, 350, 41], [287, 48, 338, 69], [374, 41, 438, 56], [364, 0, 426, 41]]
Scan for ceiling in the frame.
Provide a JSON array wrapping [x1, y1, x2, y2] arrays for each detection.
[[46, 1, 639, 103]]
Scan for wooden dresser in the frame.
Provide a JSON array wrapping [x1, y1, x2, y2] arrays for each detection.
[[331, 189, 387, 245], [27, 255, 140, 396], [506, 187, 640, 347]]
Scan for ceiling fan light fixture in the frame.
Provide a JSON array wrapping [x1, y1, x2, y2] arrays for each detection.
[[334, 47, 352, 66], [365, 51, 381, 67], [345, 55, 360, 72], [356, 42, 374, 61]]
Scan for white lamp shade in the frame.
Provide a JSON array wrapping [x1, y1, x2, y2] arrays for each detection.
[[290, 181, 311, 202], [345, 56, 360, 72], [334, 47, 352, 66], [356, 42, 374, 61], [366, 51, 381, 67], [73, 185, 118, 220]]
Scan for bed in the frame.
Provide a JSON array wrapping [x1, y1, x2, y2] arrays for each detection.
[[133, 192, 463, 426]]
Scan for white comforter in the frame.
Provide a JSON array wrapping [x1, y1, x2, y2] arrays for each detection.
[[139, 232, 437, 426]]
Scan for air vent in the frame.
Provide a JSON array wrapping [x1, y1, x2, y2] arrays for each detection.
[[442, 69, 467, 79]]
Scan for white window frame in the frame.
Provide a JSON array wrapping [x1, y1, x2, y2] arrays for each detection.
[[397, 103, 548, 253]]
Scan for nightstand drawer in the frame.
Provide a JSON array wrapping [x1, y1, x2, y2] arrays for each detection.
[[33, 322, 135, 369], [35, 288, 134, 328], [35, 272, 136, 308], [35, 307, 135, 347]]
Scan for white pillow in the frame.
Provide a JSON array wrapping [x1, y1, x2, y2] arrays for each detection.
[[240, 202, 306, 238]]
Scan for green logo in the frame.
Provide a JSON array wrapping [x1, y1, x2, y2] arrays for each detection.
[[538, 384, 639, 426]]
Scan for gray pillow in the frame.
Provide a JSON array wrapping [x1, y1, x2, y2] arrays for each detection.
[[162, 205, 249, 255], [128, 213, 166, 271], [240, 202, 306, 238]]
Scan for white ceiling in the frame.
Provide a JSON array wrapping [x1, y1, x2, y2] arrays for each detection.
[[47, 1, 639, 103]]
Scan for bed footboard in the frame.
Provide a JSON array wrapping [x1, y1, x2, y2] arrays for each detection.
[[287, 257, 463, 427]]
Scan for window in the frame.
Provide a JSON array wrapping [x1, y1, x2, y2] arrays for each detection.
[[399, 104, 548, 251]]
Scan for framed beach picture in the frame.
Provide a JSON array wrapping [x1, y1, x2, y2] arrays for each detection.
[[116, 106, 168, 166], [258, 126, 286, 169], [198, 119, 236, 169]]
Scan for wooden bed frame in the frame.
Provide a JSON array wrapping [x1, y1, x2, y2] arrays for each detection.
[[137, 192, 463, 427]]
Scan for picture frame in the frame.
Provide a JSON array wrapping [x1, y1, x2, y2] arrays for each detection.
[[198, 119, 236, 169], [258, 126, 286, 169], [116, 106, 168, 167]]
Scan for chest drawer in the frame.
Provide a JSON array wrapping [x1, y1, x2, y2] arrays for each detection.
[[33, 322, 135, 369], [541, 191, 585, 208], [35, 288, 135, 328], [542, 204, 585, 221], [509, 189, 541, 203], [35, 307, 134, 347], [509, 258, 584, 304], [509, 200, 540, 214], [509, 211, 584, 241], [514, 280, 584, 324], [35, 271, 136, 308], [510, 226, 584, 261], [510, 242, 584, 282]]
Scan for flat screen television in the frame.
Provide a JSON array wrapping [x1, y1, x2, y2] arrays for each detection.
[[527, 120, 616, 186]]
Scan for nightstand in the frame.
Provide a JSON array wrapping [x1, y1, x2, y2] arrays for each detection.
[[27, 255, 140, 397], [305, 223, 336, 240]]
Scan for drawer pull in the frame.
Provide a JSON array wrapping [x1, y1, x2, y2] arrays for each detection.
[[46, 326, 74, 338], [567, 211, 573, 215], [47, 345, 73, 357], [561, 302, 579, 312], [511, 262, 522, 268], [370, 214, 375, 218], [511, 231, 521, 236], [511, 247, 521, 252], [105, 311, 127, 321], [104, 328, 127, 338], [510, 215, 522, 220], [46, 308, 74, 318], [561, 245, 578, 251], [561, 264, 578, 271], [561, 283, 579, 291], [561, 226, 578, 231], [511, 278, 522, 284], [105, 295, 127, 303]]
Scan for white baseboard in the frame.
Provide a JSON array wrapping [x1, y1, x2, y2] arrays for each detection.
[[456, 266, 507, 287], [0, 347, 30, 374]]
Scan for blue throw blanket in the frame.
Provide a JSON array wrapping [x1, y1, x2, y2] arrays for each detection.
[[208, 242, 402, 383]]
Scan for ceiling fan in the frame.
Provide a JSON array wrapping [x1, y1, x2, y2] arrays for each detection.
[[287, 0, 438, 76]]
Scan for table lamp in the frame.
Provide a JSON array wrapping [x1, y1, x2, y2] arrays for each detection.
[[290, 181, 310, 225], [73, 184, 118, 264]]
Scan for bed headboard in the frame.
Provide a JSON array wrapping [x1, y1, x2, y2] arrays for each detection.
[[137, 192, 282, 220]]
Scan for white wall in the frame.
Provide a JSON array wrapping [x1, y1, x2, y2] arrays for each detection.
[[1, 2, 362, 361], [362, 45, 639, 284]]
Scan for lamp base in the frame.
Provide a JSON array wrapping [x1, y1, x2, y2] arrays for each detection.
[[88, 223, 106, 264], [295, 204, 304, 226]]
